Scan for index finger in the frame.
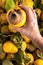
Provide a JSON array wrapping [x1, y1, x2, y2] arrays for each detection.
[[19, 5, 35, 18], [19, 5, 30, 16]]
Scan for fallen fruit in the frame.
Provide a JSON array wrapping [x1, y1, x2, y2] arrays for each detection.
[[21, 41, 27, 51], [3, 41, 18, 53], [25, 53, 34, 65], [34, 59, 43, 65], [21, 34, 30, 43]]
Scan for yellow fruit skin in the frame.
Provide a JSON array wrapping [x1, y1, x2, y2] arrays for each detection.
[[22, 0, 34, 9], [41, 0, 43, 4], [0, 0, 6, 8], [3, 41, 18, 53], [34, 59, 43, 65], [21, 41, 27, 51], [41, 11, 43, 21], [0, 13, 7, 24], [8, 24, 17, 33], [35, 9, 41, 17], [11, 9, 26, 27], [7, 8, 26, 28], [8, 9, 26, 33], [25, 53, 34, 65], [21, 34, 30, 43]]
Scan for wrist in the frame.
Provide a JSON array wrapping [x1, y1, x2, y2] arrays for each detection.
[[29, 31, 43, 51]]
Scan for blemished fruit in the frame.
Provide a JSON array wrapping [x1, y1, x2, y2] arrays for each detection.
[[7, 8, 26, 27], [3, 41, 18, 53], [34, 59, 43, 65], [13, 9, 26, 27]]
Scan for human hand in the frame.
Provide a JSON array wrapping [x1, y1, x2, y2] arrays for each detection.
[[10, 5, 43, 52], [11, 5, 40, 39]]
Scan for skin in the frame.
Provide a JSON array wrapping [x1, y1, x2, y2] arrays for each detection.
[[11, 5, 43, 52]]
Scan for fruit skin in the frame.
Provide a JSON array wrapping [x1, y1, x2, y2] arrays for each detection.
[[34, 59, 43, 65], [41, 0, 43, 4], [8, 8, 26, 33], [0, 0, 6, 8], [8, 24, 17, 33], [7, 8, 26, 28], [11, 9, 26, 27], [14, 9, 26, 27], [21, 41, 27, 51], [41, 11, 43, 21], [1, 25, 9, 34], [21, 34, 30, 43], [3, 41, 18, 53], [27, 43, 36, 52], [22, 0, 34, 9], [25, 53, 34, 65], [35, 9, 41, 17], [0, 13, 7, 25]]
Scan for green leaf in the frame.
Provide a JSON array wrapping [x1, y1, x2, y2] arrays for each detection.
[[2, 59, 14, 65], [11, 32, 23, 49], [15, 51, 24, 65], [39, 4, 43, 10], [40, 28, 43, 32], [14, 0, 16, 4], [5, 0, 16, 12], [34, 0, 41, 8]]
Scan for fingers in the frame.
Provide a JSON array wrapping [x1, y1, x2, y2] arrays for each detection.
[[19, 5, 36, 19], [19, 5, 37, 18], [11, 26, 30, 38], [11, 25, 25, 34], [31, 9, 35, 15], [32, 10, 37, 18], [28, 9, 37, 20], [12, 26, 22, 32], [19, 5, 29, 12], [19, 5, 30, 17]]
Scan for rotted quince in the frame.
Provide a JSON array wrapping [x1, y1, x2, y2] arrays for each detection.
[[7, 6, 26, 33]]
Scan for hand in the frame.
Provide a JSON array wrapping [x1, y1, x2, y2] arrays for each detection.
[[11, 5, 40, 39], [11, 5, 43, 52]]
